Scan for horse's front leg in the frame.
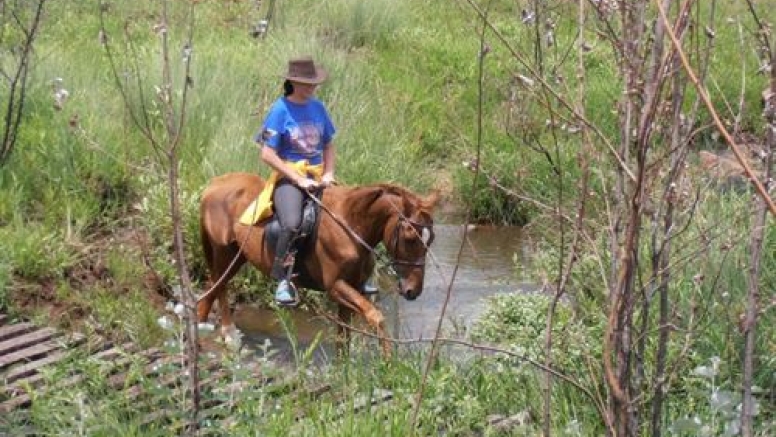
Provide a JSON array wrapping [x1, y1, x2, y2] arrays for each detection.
[[330, 279, 391, 358]]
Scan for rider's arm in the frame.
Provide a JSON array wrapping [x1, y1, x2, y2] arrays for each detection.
[[322, 142, 336, 184], [260, 144, 305, 185]]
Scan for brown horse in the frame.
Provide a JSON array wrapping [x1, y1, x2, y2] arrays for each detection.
[[197, 172, 440, 355]]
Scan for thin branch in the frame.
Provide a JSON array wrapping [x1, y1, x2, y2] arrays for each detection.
[[654, 0, 776, 217], [409, 3, 491, 433], [316, 308, 603, 412], [460, 0, 636, 183]]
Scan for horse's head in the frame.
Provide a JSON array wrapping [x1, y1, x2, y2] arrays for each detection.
[[384, 189, 440, 300]]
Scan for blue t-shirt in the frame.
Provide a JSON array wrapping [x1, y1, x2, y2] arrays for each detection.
[[255, 97, 336, 165]]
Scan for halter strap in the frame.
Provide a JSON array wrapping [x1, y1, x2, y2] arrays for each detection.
[[388, 215, 433, 268]]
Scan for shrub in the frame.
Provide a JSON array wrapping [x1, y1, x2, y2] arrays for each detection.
[[470, 292, 601, 376]]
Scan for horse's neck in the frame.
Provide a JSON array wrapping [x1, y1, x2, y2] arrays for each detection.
[[340, 186, 401, 247]]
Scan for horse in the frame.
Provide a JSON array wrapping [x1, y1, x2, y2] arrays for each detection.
[[197, 172, 440, 355]]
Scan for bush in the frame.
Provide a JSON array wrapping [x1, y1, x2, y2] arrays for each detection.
[[470, 292, 601, 376]]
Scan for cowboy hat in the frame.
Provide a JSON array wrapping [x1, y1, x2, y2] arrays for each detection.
[[284, 57, 328, 85]]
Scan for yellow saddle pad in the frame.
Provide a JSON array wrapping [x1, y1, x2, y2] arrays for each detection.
[[239, 161, 323, 225]]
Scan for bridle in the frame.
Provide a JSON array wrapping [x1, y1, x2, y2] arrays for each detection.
[[307, 192, 433, 271], [387, 214, 434, 269]]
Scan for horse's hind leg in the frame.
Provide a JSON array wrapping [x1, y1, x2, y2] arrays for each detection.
[[198, 244, 245, 342]]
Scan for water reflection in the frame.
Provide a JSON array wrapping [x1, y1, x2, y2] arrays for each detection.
[[233, 224, 535, 358], [234, 305, 334, 363], [383, 224, 536, 340]]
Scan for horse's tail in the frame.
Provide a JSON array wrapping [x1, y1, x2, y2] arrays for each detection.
[[200, 214, 215, 277], [197, 181, 232, 303]]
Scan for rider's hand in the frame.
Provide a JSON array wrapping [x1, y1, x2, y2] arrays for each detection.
[[296, 177, 318, 191], [321, 174, 336, 187]]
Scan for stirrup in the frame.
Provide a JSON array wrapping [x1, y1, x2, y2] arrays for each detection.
[[274, 279, 298, 307], [362, 278, 379, 295]]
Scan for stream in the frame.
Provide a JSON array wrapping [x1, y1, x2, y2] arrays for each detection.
[[232, 224, 537, 361]]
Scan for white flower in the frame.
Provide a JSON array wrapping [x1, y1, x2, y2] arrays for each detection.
[[157, 316, 173, 331], [225, 328, 243, 350], [710, 356, 721, 372], [693, 365, 716, 378]]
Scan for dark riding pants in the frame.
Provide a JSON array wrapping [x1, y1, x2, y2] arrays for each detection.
[[271, 179, 305, 280]]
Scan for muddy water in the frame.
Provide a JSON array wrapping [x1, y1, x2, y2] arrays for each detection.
[[383, 224, 536, 340], [233, 224, 535, 359]]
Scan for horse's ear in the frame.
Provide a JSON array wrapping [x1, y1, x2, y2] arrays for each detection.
[[422, 190, 441, 210]]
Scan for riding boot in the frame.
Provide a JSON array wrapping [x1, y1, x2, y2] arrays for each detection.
[[272, 228, 298, 306]]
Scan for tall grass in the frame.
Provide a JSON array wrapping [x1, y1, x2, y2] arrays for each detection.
[[4, 316, 607, 435], [1, 0, 773, 434]]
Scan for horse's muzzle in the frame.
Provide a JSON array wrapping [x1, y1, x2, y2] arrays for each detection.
[[399, 278, 423, 301], [403, 291, 419, 301]]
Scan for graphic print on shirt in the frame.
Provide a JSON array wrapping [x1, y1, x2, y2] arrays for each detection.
[[288, 122, 322, 157]]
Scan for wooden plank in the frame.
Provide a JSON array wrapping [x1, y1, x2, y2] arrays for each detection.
[[0, 327, 59, 357], [3, 371, 49, 396], [139, 371, 273, 431], [2, 331, 292, 437], [0, 343, 151, 413], [2, 342, 126, 392], [327, 388, 394, 418], [1, 334, 88, 384], [1, 349, 69, 384], [0, 339, 63, 370], [0, 390, 36, 413], [141, 395, 230, 430], [3, 344, 155, 397], [117, 353, 225, 404], [0, 323, 37, 343]]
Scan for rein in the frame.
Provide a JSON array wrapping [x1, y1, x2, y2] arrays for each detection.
[[306, 190, 431, 270]]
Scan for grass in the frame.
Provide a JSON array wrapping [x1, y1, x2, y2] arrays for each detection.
[[1, 0, 774, 435], [4, 320, 609, 435]]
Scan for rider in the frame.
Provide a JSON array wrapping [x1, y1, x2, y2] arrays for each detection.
[[257, 57, 336, 306]]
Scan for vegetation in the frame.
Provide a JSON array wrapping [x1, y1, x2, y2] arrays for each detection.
[[1, 0, 773, 435]]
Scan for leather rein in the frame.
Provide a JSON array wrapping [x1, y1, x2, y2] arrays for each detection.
[[306, 190, 432, 270]]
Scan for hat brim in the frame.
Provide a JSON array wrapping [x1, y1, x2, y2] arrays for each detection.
[[284, 68, 328, 85]]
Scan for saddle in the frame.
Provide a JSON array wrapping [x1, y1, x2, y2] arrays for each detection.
[[263, 191, 323, 264]]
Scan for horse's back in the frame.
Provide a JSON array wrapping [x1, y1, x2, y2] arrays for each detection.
[[201, 172, 265, 246]]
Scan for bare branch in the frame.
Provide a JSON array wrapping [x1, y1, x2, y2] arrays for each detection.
[[0, 0, 47, 166], [655, 0, 776, 217]]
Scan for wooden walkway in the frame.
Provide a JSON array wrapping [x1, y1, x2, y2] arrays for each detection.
[[1, 314, 83, 411], [0, 312, 395, 435]]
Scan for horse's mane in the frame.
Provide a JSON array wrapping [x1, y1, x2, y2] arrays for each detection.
[[336, 183, 423, 217], [348, 183, 418, 198]]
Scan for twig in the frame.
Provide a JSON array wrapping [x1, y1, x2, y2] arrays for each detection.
[[654, 0, 776, 217], [315, 308, 601, 407], [408, 3, 491, 434]]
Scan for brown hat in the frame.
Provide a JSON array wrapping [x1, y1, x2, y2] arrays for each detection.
[[284, 57, 328, 85]]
